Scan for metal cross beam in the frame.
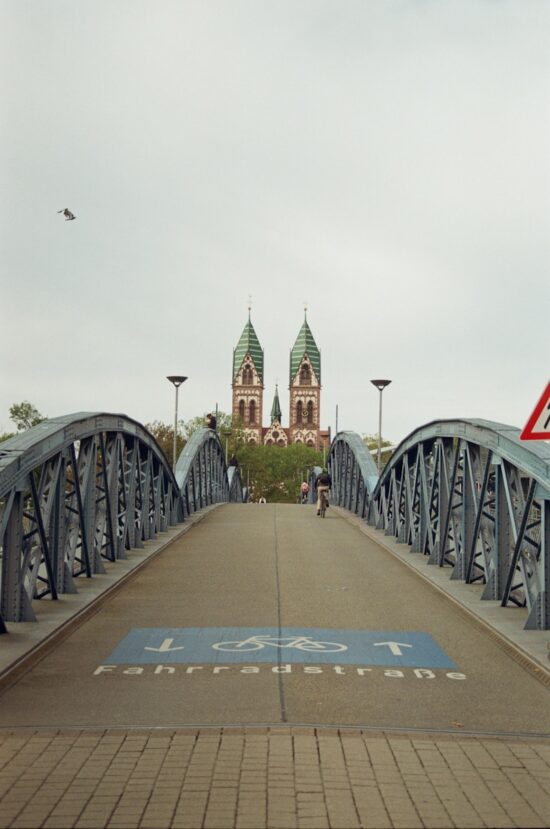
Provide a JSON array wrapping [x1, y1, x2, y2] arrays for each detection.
[[0, 414, 245, 627], [328, 419, 550, 630]]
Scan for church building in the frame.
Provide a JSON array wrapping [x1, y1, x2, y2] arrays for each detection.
[[231, 311, 330, 451]]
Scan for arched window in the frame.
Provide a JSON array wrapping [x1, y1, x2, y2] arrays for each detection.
[[249, 399, 256, 424], [239, 399, 245, 420], [307, 400, 314, 424], [306, 439, 315, 447], [300, 364, 311, 385], [248, 438, 256, 445], [277, 439, 285, 446], [243, 365, 253, 385], [296, 400, 303, 424]]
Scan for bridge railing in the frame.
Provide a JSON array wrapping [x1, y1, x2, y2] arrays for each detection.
[[174, 427, 245, 510], [0, 414, 241, 627], [328, 421, 550, 631], [327, 432, 379, 516], [227, 466, 245, 503], [175, 427, 228, 515]]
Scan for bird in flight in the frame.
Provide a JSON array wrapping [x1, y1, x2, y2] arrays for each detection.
[[57, 208, 76, 221]]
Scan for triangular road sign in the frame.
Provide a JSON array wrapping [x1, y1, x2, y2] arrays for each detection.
[[520, 381, 550, 440]]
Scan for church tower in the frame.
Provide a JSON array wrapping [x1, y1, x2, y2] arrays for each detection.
[[263, 384, 288, 446], [232, 310, 264, 444], [288, 311, 322, 448]]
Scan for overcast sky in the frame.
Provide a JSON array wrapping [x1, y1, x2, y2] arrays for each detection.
[[2, 0, 549, 444]]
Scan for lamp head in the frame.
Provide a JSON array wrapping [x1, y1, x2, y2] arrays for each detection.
[[370, 379, 391, 391], [167, 375, 188, 388]]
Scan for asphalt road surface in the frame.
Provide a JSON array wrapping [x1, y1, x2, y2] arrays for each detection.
[[1, 504, 548, 735]]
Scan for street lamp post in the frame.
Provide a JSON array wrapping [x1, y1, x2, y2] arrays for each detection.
[[370, 379, 391, 473], [222, 428, 232, 463], [167, 375, 188, 472]]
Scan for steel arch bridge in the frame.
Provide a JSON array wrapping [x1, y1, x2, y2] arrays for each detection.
[[0, 413, 243, 628], [1, 412, 549, 634], [328, 420, 550, 630]]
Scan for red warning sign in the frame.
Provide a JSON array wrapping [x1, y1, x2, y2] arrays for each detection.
[[520, 382, 550, 440]]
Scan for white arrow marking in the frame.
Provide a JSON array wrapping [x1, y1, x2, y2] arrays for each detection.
[[373, 641, 413, 656], [144, 638, 185, 653]]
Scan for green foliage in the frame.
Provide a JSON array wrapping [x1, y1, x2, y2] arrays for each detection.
[[181, 412, 245, 459], [145, 420, 186, 464], [182, 410, 229, 439], [9, 401, 46, 432], [362, 432, 394, 467], [236, 443, 323, 503], [145, 411, 244, 466], [146, 410, 322, 501], [0, 431, 15, 443]]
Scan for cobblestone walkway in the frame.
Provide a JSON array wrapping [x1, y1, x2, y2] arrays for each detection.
[[0, 727, 549, 829]]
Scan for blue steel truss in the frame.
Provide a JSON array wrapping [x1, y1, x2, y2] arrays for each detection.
[[0, 414, 242, 627], [328, 421, 550, 630]]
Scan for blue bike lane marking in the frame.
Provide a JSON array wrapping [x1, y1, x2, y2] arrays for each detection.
[[105, 628, 457, 669]]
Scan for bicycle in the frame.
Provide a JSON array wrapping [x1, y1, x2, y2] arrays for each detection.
[[212, 634, 347, 653], [318, 487, 329, 518]]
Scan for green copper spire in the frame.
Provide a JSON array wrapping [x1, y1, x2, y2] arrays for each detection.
[[270, 385, 282, 423], [289, 311, 321, 384], [233, 311, 264, 382]]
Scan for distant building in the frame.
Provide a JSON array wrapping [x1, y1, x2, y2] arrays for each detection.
[[231, 310, 330, 451], [231, 310, 264, 445]]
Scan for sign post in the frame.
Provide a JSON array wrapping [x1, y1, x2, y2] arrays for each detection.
[[520, 382, 550, 441]]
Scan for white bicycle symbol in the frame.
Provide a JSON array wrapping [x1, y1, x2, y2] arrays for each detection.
[[212, 635, 348, 653]]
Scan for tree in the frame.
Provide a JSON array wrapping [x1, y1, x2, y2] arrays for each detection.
[[9, 401, 46, 432], [180, 412, 245, 459], [363, 433, 394, 468], [145, 411, 323, 501], [144, 421, 186, 465], [0, 431, 15, 444], [145, 411, 244, 467], [236, 443, 323, 503]]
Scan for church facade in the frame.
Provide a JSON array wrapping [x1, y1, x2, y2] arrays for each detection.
[[231, 312, 330, 451]]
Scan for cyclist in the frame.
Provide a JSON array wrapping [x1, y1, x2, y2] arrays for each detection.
[[315, 468, 332, 515], [300, 481, 309, 504]]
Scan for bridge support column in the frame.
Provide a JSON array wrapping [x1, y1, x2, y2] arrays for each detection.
[[1, 489, 36, 622], [453, 446, 473, 581], [525, 493, 550, 630], [80, 437, 106, 574], [482, 457, 509, 600], [430, 442, 448, 564], [50, 458, 77, 595], [397, 455, 411, 544]]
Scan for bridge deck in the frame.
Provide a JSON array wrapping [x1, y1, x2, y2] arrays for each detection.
[[0, 504, 549, 827]]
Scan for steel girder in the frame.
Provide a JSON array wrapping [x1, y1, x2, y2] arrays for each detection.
[[331, 419, 550, 630], [175, 428, 232, 514], [0, 415, 240, 628], [327, 432, 379, 517], [227, 466, 245, 503]]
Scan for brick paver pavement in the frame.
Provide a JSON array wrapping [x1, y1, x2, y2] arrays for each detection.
[[0, 728, 548, 829]]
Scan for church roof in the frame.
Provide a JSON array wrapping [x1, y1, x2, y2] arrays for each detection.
[[290, 316, 321, 383], [270, 385, 282, 423], [233, 314, 264, 382]]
